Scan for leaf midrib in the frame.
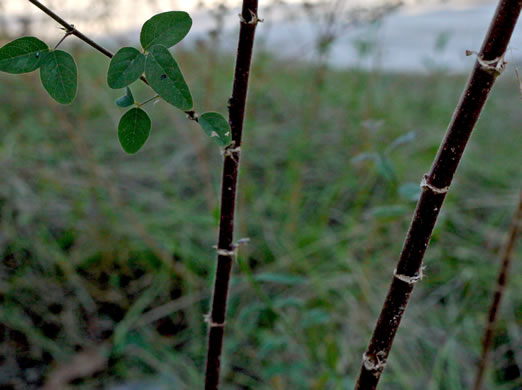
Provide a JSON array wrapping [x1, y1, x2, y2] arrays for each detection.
[[147, 51, 190, 108]]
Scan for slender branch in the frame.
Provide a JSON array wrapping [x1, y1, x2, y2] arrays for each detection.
[[27, 0, 205, 120], [28, 0, 114, 58], [204, 2, 259, 389], [472, 191, 522, 390], [354, 1, 521, 389]]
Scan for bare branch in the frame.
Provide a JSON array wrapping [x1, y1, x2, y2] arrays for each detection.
[[354, 1, 522, 388], [204, 1, 259, 389]]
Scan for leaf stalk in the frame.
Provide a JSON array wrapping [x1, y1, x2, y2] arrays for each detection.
[[137, 94, 160, 107], [53, 26, 75, 50]]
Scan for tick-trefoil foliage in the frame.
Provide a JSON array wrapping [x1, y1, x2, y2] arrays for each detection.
[[0, 11, 232, 154]]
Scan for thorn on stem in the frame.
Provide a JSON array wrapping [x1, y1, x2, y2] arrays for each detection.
[[54, 24, 76, 49], [204, 313, 225, 328], [420, 174, 449, 194], [466, 49, 506, 75], [363, 351, 387, 375], [239, 9, 264, 25], [221, 143, 241, 163], [394, 266, 426, 284]]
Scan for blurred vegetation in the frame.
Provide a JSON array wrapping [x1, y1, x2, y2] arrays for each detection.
[[0, 38, 521, 390]]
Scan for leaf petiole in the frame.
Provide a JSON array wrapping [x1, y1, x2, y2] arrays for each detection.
[[137, 94, 160, 107], [54, 25, 75, 50]]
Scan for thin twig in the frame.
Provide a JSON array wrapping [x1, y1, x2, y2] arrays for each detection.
[[204, 1, 259, 389], [354, 1, 521, 389], [28, 0, 152, 87], [27, 0, 204, 119], [472, 190, 522, 390], [28, 0, 114, 58], [27, 0, 151, 86]]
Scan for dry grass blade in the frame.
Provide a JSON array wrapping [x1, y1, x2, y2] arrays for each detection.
[[515, 67, 522, 99], [43, 344, 109, 390], [472, 190, 522, 390]]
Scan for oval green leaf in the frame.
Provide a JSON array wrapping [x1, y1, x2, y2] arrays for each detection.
[[145, 45, 192, 110], [115, 87, 135, 108], [39, 50, 78, 104], [198, 112, 232, 147], [140, 11, 192, 50], [0, 37, 49, 74], [118, 108, 151, 154], [107, 47, 145, 89]]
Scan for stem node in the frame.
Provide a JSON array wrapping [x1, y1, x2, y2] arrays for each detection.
[[221, 145, 241, 161], [239, 9, 263, 25], [185, 110, 199, 121], [393, 266, 425, 285], [420, 174, 449, 194], [204, 314, 226, 328], [54, 25, 75, 49], [466, 50, 507, 75], [362, 351, 387, 374]]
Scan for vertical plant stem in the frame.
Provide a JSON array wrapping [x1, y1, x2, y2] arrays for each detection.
[[354, 1, 521, 389], [472, 191, 522, 390], [204, 2, 259, 390]]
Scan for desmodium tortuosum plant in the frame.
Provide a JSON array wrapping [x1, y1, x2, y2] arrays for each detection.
[[472, 190, 522, 390], [204, 1, 260, 389], [1, 1, 261, 388], [354, 1, 521, 389], [0, 1, 232, 154]]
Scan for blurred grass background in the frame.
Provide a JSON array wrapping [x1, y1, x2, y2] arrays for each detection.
[[0, 34, 521, 389]]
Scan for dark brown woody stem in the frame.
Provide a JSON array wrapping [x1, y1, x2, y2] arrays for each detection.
[[28, 0, 114, 58], [472, 191, 522, 390], [354, 1, 521, 389], [204, 1, 259, 389]]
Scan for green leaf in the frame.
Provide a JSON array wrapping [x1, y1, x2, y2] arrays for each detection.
[[39, 50, 77, 104], [145, 45, 192, 110], [370, 205, 409, 220], [385, 131, 416, 154], [254, 273, 307, 285], [140, 11, 192, 50], [198, 112, 232, 147], [301, 309, 331, 328], [376, 154, 397, 182], [0, 37, 49, 74], [107, 47, 145, 89], [351, 152, 378, 164], [118, 108, 151, 154], [115, 87, 135, 107], [273, 297, 305, 309], [398, 182, 421, 201]]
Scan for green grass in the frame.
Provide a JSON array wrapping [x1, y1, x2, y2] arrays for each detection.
[[0, 43, 520, 389]]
